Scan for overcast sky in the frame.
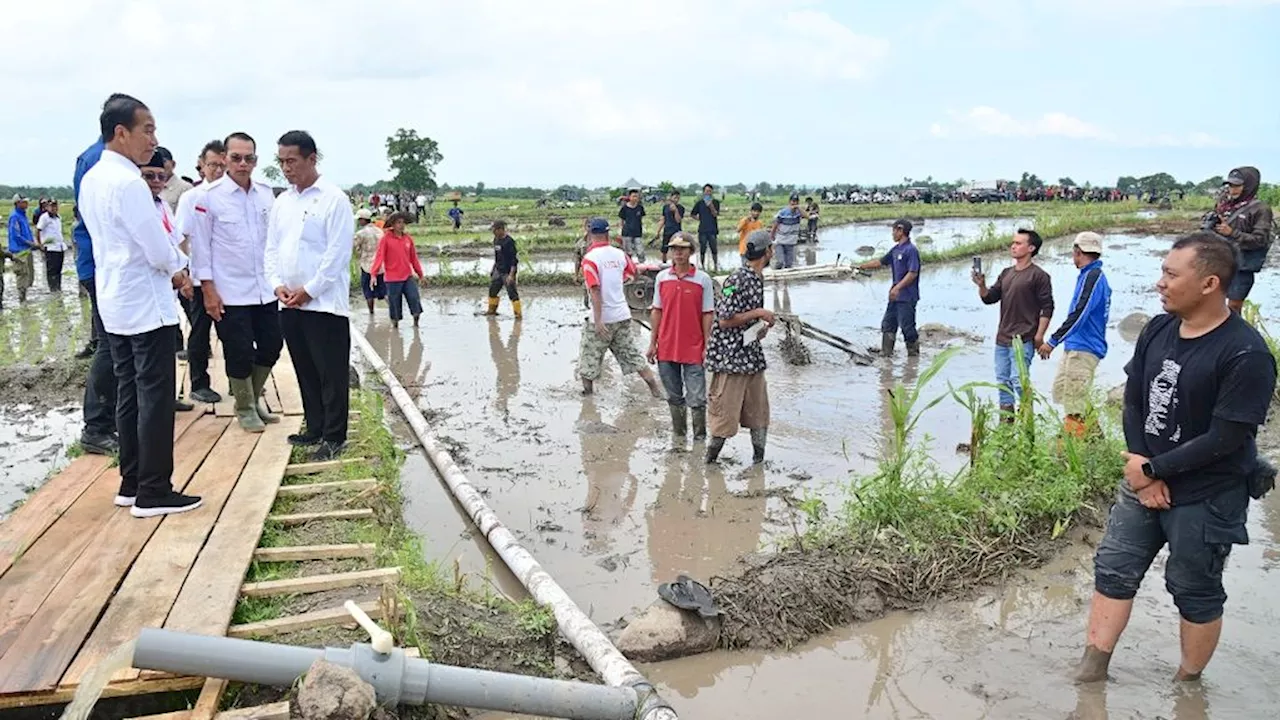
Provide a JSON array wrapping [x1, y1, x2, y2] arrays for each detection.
[[4, 0, 1277, 189]]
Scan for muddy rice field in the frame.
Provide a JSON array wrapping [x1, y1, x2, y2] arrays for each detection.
[[3, 218, 1279, 719]]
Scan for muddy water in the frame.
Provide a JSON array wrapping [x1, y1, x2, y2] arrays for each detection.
[[372, 229, 1280, 718], [815, 215, 1031, 259], [0, 404, 80, 518]]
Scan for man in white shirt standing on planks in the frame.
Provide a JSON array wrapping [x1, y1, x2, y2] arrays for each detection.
[[266, 130, 355, 462], [78, 93, 202, 518], [189, 132, 281, 434]]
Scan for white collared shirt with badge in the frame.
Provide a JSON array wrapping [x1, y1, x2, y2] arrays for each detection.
[[189, 175, 276, 306], [174, 183, 207, 287], [78, 149, 188, 336], [265, 176, 354, 317]]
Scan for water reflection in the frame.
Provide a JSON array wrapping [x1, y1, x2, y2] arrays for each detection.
[[487, 318, 522, 418], [577, 398, 640, 555]]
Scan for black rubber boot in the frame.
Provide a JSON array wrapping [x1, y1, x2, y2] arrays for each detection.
[[881, 332, 896, 357], [750, 428, 767, 464], [906, 341, 920, 357], [705, 436, 726, 464], [669, 404, 688, 439], [690, 406, 707, 441]]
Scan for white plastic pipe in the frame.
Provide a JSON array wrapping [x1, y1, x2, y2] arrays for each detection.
[[351, 328, 679, 720]]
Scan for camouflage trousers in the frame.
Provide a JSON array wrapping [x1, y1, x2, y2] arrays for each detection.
[[10, 251, 34, 300], [578, 319, 645, 381]]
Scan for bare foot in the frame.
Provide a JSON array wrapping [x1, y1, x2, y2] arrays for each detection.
[[1073, 646, 1112, 684], [1174, 667, 1202, 682]]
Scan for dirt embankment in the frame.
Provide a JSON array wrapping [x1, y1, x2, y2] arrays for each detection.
[[0, 358, 89, 408]]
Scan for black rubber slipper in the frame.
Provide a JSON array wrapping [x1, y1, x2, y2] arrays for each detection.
[[658, 574, 719, 619]]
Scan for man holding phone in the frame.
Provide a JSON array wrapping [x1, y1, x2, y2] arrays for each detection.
[[857, 219, 921, 357], [972, 229, 1054, 418]]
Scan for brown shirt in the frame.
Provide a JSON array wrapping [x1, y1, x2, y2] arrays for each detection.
[[982, 263, 1054, 346]]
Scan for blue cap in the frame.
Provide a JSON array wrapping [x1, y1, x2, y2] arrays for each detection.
[[588, 217, 609, 234]]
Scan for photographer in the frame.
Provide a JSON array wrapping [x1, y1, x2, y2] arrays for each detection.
[[1206, 166, 1272, 314]]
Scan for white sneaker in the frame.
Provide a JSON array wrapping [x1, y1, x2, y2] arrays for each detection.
[[113, 495, 136, 507]]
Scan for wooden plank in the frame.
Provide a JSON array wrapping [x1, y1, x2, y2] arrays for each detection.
[[0, 676, 204, 710], [0, 455, 109, 579], [252, 543, 376, 563], [0, 416, 228, 693], [228, 600, 382, 639], [217, 702, 289, 720], [190, 677, 227, 720], [128, 712, 191, 720], [276, 478, 377, 498], [0, 410, 211, 664], [283, 458, 363, 476], [164, 418, 301, 638], [272, 352, 304, 417], [240, 567, 400, 598], [268, 509, 374, 526], [61, 419, 252, 687]]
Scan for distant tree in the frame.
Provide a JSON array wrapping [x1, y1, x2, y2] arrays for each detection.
[[262, 165, 282, 183], [1194, 175, 1225, 194], [1018, 172, 1043, 190], [1058, 177, 1076, 188], [475, 181, 485, 196], [1137, 172, 1179, 195], [726, 182, 747, 195], [385, 128, 443, 191], [754, 182, 773, 196], [657, 181, 677, 194], [1116, 175, 1139, 193]]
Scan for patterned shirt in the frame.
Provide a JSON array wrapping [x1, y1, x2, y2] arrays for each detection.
[[705, 266, 767, 375]]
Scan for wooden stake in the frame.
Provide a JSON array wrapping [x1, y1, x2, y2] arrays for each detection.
[[240, 567, 400, 597]]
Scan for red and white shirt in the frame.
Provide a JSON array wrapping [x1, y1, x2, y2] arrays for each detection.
[[581, 241, 636, 324], [651, 265, 715, 364]]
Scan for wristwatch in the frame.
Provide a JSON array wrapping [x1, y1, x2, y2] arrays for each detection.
[[1141, 461, 1158, 480]]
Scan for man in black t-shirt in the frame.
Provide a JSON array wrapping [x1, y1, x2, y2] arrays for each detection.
[[655, 190, 684, 263], [484, 220, 521, 318], [617, 188, 646, 262], [1075, 231, 1276, 685], [691, 183, 721, 271]]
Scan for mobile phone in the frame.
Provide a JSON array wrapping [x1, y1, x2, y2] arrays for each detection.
[[972, 256, 982, 275]]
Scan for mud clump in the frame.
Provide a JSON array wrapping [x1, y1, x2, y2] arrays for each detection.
[[778, 325, 812, 366], [916, 323, 983, 345], [0, 358, 89, 408]]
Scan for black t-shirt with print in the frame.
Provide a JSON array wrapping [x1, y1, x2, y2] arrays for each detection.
[[1123, 312, 1276, 505], [661, 202, 685, 239], [618, 204, 645, 238], [691, 198, 720, 234], [705, 267, 767, 375]]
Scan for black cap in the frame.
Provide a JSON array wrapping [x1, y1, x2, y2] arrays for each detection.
[[1225, 169, 1245, 186], [892, 218, 913, 234], [142, 150, 167, 169], [154, 147, 174, 164], [789, 192, 800, 201]]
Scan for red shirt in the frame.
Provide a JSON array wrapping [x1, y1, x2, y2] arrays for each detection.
[[652, 264, 716, 364], [369, 230, 424, 282]]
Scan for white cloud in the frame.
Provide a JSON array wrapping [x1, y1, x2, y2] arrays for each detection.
[[930, 106, 1225, 148], [0, 0, 889, 186]]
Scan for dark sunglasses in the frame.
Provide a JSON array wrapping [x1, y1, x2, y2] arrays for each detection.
[[228, 153, 258, 165], [141, 171, 169, 181]]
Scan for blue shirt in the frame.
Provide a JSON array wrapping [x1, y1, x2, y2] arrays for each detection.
[[7, 210, 34, 253], [1048, 259, 1110, 359], [73, 139, 105, 281], [880, 240, 921, 303]]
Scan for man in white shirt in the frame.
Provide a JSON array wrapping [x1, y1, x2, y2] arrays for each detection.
[[78, 93, 201, 518], [190, 132, 281, 433], [141, 149, 196, 413], [174, 139, 227, 405], [577, 217, 661, 397], [35, 199, 66, 292], [266, 130, 355, 461]]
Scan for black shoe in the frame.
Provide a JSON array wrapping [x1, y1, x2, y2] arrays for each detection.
[[190, 387, 222, 404], [75, 343, 96, 359], [310, 440, 346, 462], [81, 433, 119, 456], [288, 432, 323, 447], [176, 350, 189, 361], [175, 399, 195, 412], [131, 492, 202, 518]]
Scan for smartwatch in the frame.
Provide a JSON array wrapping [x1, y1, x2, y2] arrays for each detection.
[[1141, 461, 1158, 480]]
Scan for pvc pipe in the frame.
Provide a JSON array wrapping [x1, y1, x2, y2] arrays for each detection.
[[344, 600, 394, 653], [132, 629, 638, 720], [351, 329, 679, 720]]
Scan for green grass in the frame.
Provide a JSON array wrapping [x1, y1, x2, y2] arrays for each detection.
[[1243, 302, 1280, 403]]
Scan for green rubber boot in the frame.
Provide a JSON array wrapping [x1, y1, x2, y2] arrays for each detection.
[[229, 377, 265, 433], [251, 365, 280, 424]]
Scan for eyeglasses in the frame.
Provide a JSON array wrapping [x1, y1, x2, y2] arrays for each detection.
[[228, 153, 257, 165], [141, 171, 169, 182]]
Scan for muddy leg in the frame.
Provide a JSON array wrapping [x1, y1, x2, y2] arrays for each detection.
[[1074, 592, 1133, 682], [639, 368, 663, 399], [1175, 617, 1222, 681], [705, 436, 726, 464]]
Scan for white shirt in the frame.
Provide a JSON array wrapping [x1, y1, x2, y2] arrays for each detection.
[[36, 213, 65, 252], [175, 183, 206, 287], [266, 175, 354, 317], [153, 196, 183, 249], [189, 176, 276, 306], [79, 149, 187, 335], [581, 241, 636, 324]]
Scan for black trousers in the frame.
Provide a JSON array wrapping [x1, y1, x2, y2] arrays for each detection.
[[81, 279, 117, 437], [215, 302, 283, 379], [45, 250, 64, 291], [107, 325, 177, 501], [181, 287, 215, 392], [488, 268, 519, 300], [281, 309, 349, 444]]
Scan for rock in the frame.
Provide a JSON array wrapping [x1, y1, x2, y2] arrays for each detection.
[[616, 600, 719, 662], [297, 659, 377, 720], [1117, 312, 1150, 343]]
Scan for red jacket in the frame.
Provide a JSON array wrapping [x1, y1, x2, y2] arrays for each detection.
[[369, 230, 424, 282]]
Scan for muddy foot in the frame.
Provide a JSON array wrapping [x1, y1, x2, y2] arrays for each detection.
[[1072, 646, 1112, 684], [1174, 667, 1202, 682]]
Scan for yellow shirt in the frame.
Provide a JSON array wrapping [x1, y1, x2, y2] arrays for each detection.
[[737, 216, 763, 254]]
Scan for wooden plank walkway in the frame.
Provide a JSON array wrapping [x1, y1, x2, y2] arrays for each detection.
[[0, 347, 309, 708]]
